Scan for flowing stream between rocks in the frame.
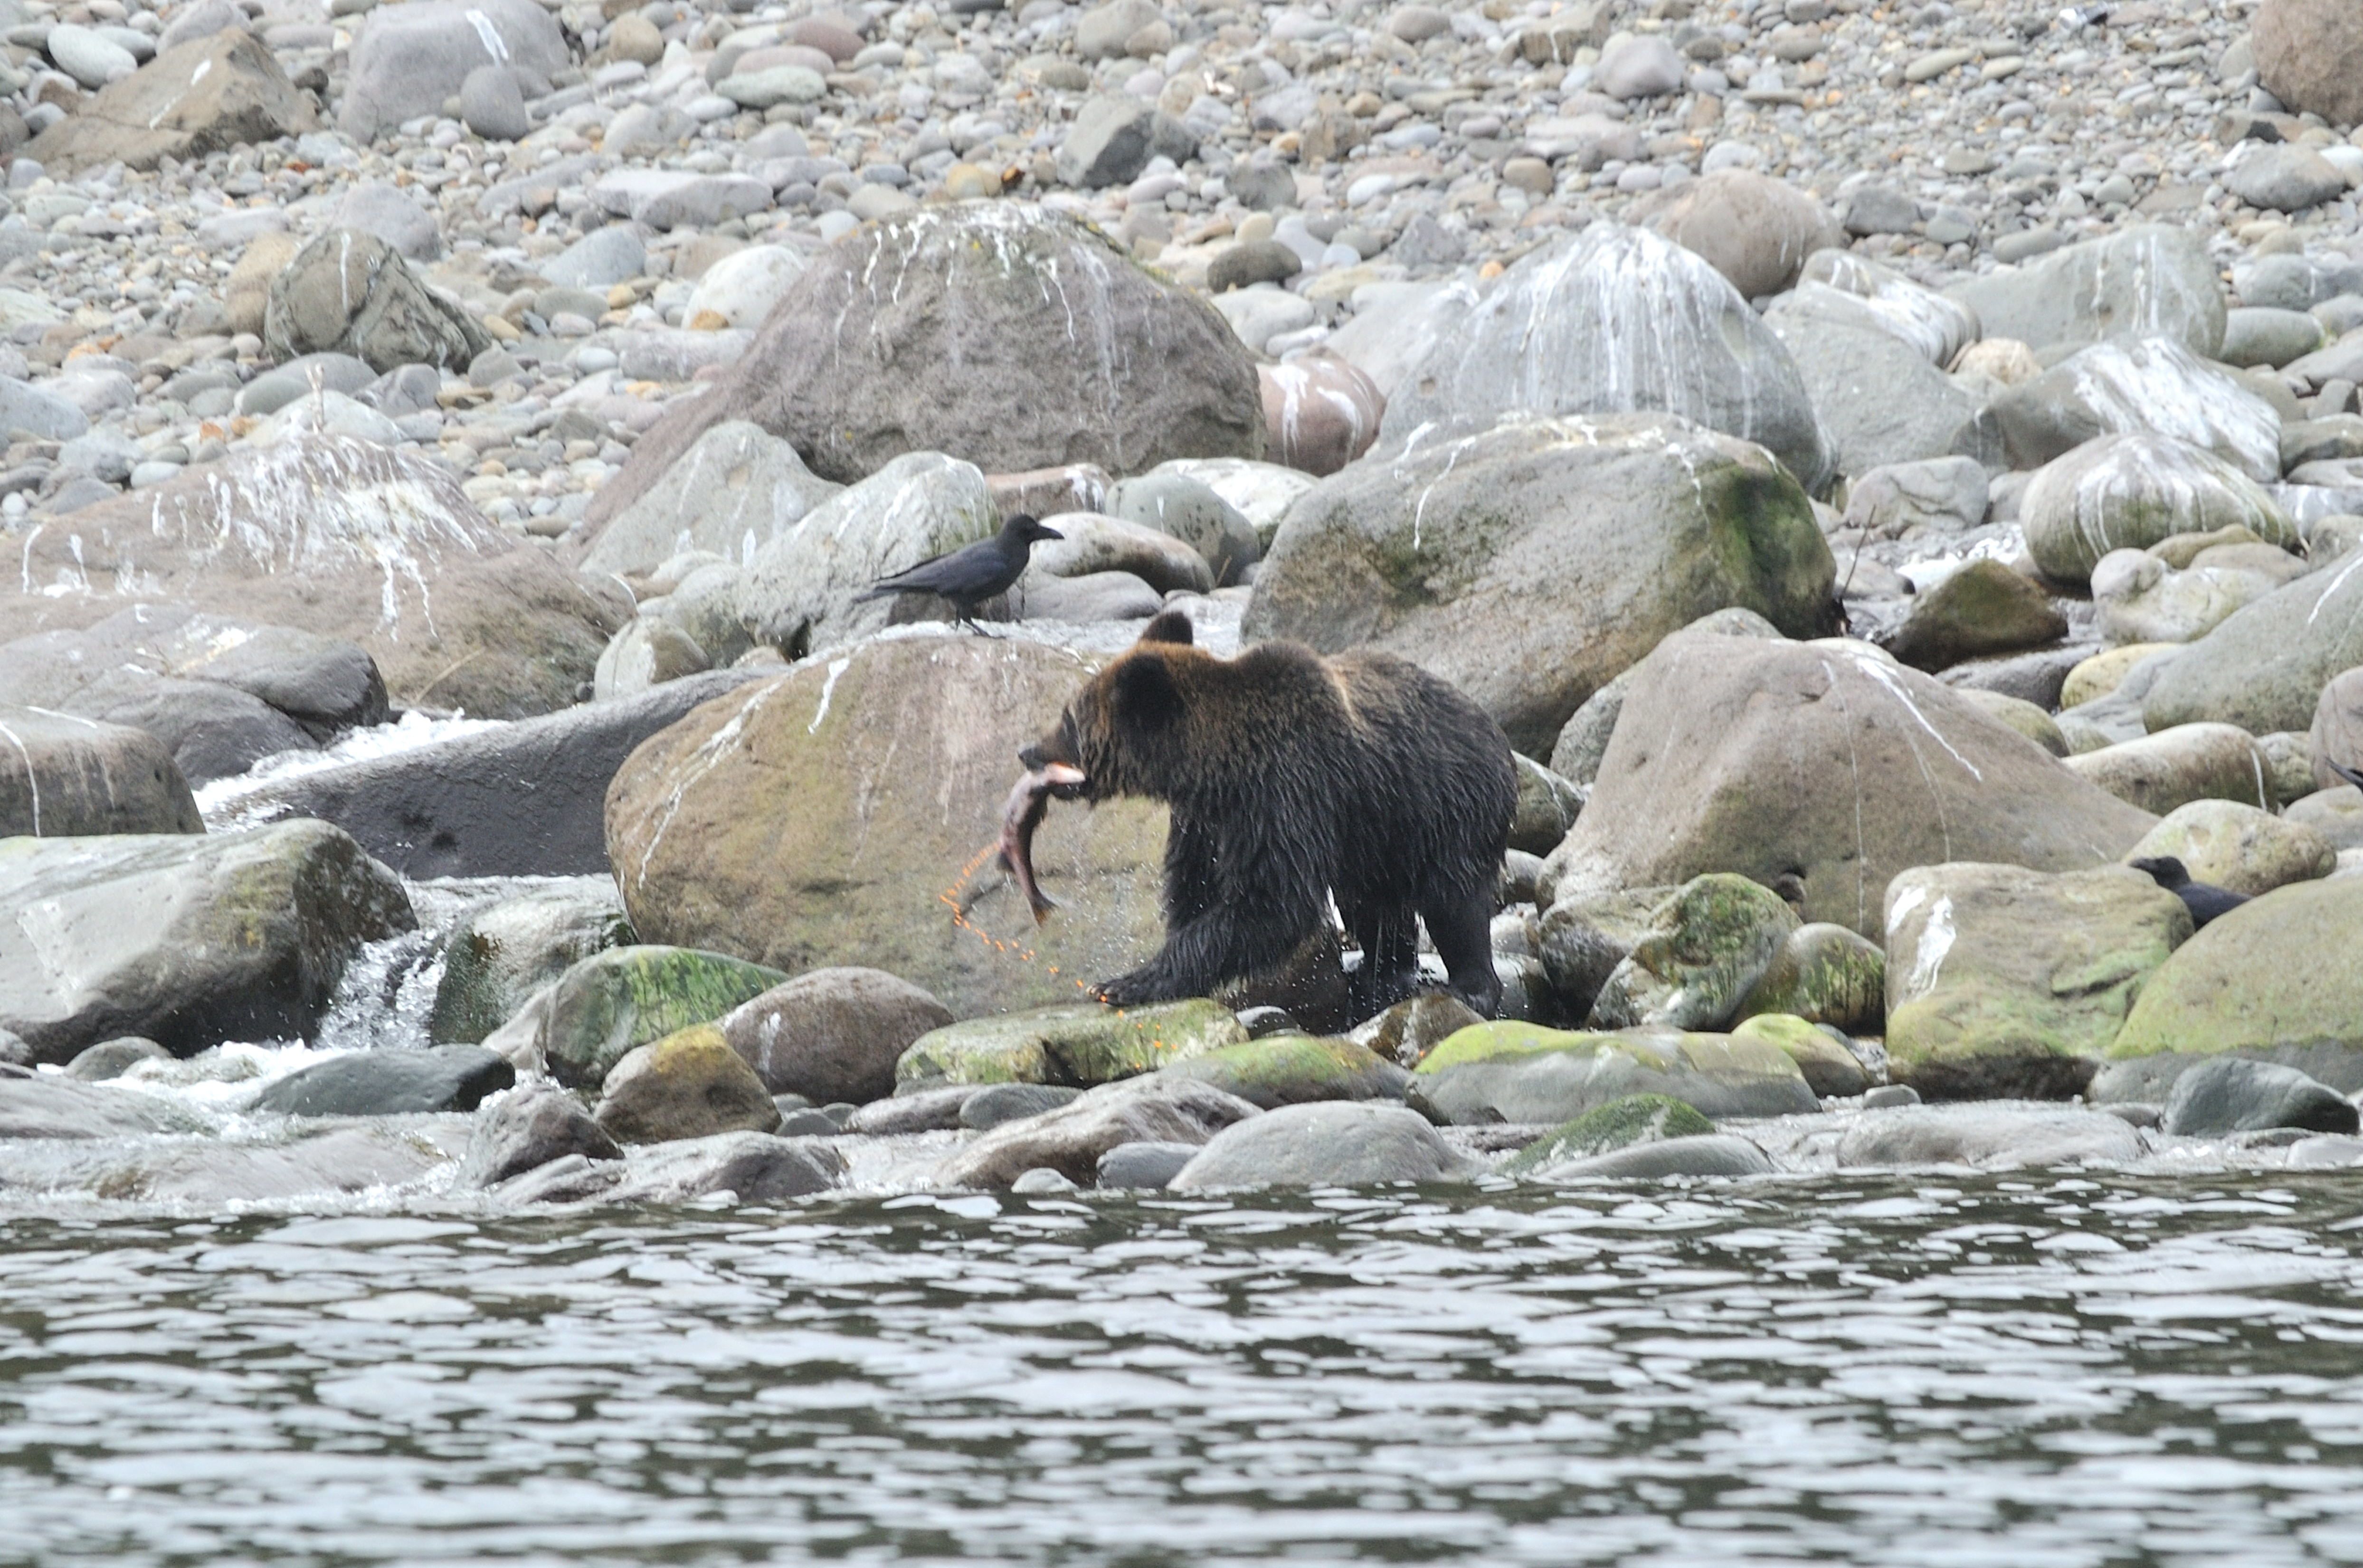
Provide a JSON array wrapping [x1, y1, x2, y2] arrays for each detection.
[[9, 1177, 2363, 1564]]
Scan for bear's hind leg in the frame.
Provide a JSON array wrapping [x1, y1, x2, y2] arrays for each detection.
[[1344, 900, 1419, 1023], [1095, 894, 1324, 1007], [1423, 888, 1501, 1019]]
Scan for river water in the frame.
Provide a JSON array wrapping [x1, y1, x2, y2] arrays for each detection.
[[9, 1175, 2363, 1565]]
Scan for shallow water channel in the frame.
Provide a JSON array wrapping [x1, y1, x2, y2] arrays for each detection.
[[9, 1175, 2363, 1565]]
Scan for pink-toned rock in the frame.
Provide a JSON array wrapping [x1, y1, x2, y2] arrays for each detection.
[[1261, 351, 1385, 478]]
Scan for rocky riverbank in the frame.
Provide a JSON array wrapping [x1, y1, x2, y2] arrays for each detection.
[[5, 0, 2363, 1209]]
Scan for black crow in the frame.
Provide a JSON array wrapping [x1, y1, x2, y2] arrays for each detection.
[[2330, 758, 2363, 793], [855, 514, 1063, 633], [2130, 855, 2249, 929]]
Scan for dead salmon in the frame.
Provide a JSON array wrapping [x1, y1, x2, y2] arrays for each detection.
[[994, 762, 1085, 925]]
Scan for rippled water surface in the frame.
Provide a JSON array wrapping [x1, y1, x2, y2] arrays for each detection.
[[9, 1177, 2363, 1565]]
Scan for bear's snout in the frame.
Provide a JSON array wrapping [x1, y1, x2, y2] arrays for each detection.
[[1017, 742, 1049, 771]]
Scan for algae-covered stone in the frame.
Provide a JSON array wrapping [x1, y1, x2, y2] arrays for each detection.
[[1877, 558, 2068, 673], [1164, 1034, 1411, 1108], [1500, 1092, 1715, 1175], [1410, 1020, 1819, 1124], [1734, 921, 1887, 1034], [1730, 1012, 1869, 1097], [429, 878, 635, 1045], [2111, 876, 2363, 1061], [895, 999, 1246, 1089], [1884, 862, 2190, 1100], [594, 1023, 783, 1144], [538, 945, 789, 1089], [2127, 800, 2337, 897], [604, 635, 1170, 1020], [1588, 873, 1800, 1031]]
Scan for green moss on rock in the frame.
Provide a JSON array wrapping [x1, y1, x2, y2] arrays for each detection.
[[1165, 1034, 1410, 1109], [1502, 1093, 1717, 1174], [896, 999, 1248, 1088], [541, 945, 789, 1089]]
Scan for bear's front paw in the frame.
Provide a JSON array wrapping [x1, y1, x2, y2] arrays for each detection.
[[1091, 972, 1159, 1007]]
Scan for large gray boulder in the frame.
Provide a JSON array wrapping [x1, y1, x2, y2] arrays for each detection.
[[1542, 632, 2161, 937], [1377, 223, 1833, 491], [588, 206, 1264, 526], [1981, 339, 2282, 481], [1767, 287, 1992, 478], [1796, 251, 1980, 366], [0, 708, 202, 838], [236, 669, 768, 878], [736, 452, 998, 655], [340, 0, 568, 142], [2020, 434, 2297, 586], [2141, 548, 2363, 735], [1243, 412, 1839, 753], [0, 821, 413, 1063], [0, 435, 626, 720], [1943, 224, 2227, 359], [577, 420, 844, 580], [716, 967, 954, 1105]]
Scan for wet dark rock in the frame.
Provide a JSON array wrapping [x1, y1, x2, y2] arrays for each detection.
[[0, 707, 203, 837], [2161, 1058, 2360, 1137], [458, 1083, 621, 1187], [247, 670, 766, 878], [1095, 1139, 1199, 1189], [251, 1045, 515, 1116], [959, 1083, 1085, 1128]]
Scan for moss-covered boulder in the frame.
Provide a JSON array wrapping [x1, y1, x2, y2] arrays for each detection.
[[593, 1023, 782, 1144], [2111, 877, 2363, 1064], [606, 633, 1170, 1020], [1733, 922, 1886, 1034], [1884, 862, 2190, 1099], [1165, 1034, 1410, 1109], [1501, 1093, 1716, 1175], [1877, 558, 2069, 673], [2126, 800, 2337, 897], [1410, 1020, 1818, 1124], [895, 998, 1246, 1089], [1730, 1012, 1868, 1097], [538, 945, 789, 1089], [1243, 411, 1837, 754], [429, 878, 635, 1045], [1588, 873, 1799, 1031]]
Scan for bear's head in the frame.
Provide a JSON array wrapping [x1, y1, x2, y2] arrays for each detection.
[[1019, 608, 1201, 801]]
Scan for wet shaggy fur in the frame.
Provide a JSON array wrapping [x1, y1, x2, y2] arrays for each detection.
[[1020, 609, 1518, 1018]]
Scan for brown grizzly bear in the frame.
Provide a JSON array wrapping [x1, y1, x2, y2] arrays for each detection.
[[1018, 607, 1517, 1019]]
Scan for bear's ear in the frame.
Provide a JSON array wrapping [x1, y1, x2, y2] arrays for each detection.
[[1109, 651, 1185, 735], [1137, 608, 1194, 647]]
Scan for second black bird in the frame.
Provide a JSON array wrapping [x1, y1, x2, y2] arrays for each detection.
[[856, 514, 1063, 634], [2130, 855, 2249, 930]]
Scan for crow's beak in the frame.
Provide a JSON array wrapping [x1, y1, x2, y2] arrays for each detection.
[[1039, 526, 1063, 541]]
